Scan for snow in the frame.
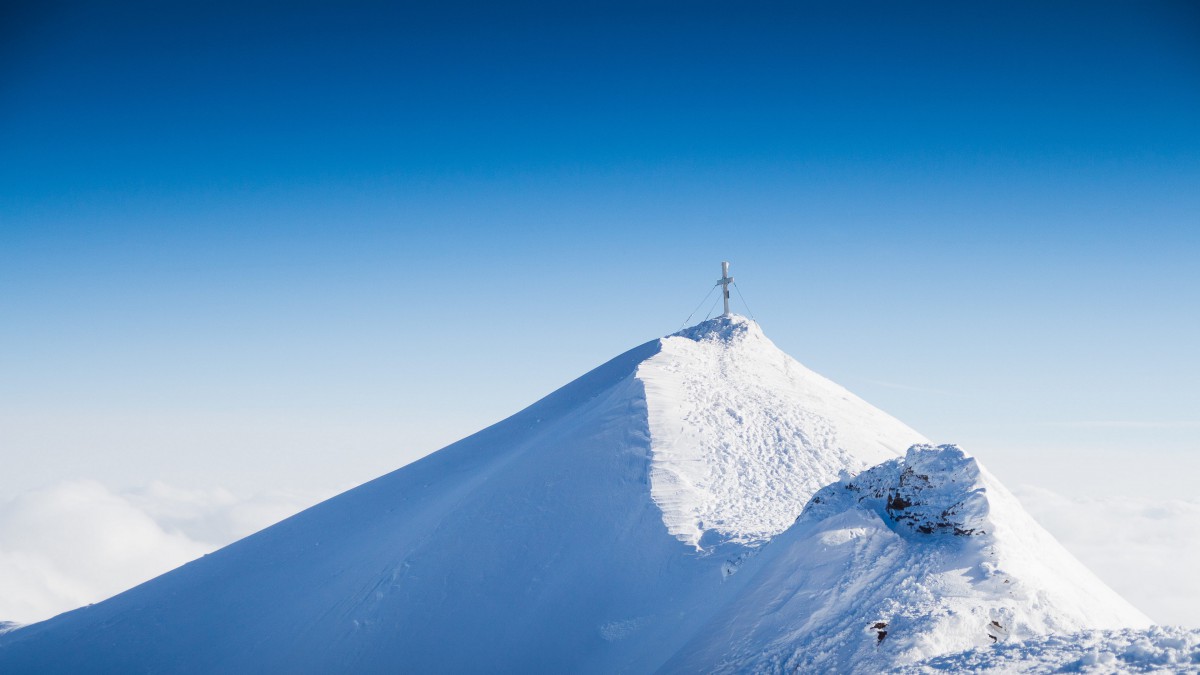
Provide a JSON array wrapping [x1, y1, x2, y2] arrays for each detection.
[[640, 314, 925, 547], [661, 444, 1151, 673], [0, 316, 1157, 674], [0, 336, 721, 673], [901, 626, 1200, 673]]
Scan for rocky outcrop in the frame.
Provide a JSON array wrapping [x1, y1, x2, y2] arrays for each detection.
[[804, 444, 991, 538]]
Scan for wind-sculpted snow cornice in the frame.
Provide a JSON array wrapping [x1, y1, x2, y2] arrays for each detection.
[[802, 444, 992, 538]]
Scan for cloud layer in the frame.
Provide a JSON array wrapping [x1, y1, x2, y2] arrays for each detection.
[[0, 479, 1195, 629], [0, 480, 318, 624], [1014, 485, 1200, 627]]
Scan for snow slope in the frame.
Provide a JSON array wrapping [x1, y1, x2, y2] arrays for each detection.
[[641, 315, 924, 547], [0, 336, 706, 673], [0, 316, 1153, 673], [662, 444, 1151, 673]]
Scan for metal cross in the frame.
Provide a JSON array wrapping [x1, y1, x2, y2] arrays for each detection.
[[718, 261, 734, 317]]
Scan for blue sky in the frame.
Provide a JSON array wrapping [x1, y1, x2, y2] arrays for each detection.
[[2, 0, 1198, 502]]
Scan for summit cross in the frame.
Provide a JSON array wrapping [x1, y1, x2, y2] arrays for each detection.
[[718, 261, 734, 317]]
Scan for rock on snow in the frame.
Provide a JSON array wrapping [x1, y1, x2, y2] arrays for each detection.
[[0, 316, 1156, 674]]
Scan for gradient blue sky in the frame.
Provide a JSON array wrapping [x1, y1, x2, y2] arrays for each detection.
[[2, 1, 1198, 502]]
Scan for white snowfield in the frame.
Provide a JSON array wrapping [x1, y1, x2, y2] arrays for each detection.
[[641, 315, 924, 547], [0, 316, 1159, 673]]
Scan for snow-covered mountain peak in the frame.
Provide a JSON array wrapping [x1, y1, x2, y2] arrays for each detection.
[[0, 319, 1154, 674]]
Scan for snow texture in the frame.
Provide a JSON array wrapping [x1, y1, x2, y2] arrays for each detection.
[[662, 444, 1151, 673], [901, 626, 1200, 673], [641, 314, 924, 547], [0, 316, 1155, 674]]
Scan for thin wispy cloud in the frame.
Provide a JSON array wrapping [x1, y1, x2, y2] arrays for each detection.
[[859, 378, 954, 396], [1046, 421, 1200, 430], [0, 480, 318, 625]]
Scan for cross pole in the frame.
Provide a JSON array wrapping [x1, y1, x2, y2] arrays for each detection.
[[718, 261, 734, 317]]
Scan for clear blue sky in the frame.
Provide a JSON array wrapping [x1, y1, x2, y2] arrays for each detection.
[[2, 1, 1198, 499]]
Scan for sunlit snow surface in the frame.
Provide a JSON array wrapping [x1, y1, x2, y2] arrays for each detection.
[[641, 315, 924, 546], [902, 626, 1200, 673], [0, 316, 1157, 674], [663, 444, 1151, 673]]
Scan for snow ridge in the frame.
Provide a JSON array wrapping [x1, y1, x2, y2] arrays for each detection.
[[663, 444, 1152, 674], [639, 314, 924, 548]]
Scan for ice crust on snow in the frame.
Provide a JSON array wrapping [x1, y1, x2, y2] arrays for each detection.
[[0, 316, 1157, 674], [640, 314, 924, 547], [901, 626, 1200, 673]]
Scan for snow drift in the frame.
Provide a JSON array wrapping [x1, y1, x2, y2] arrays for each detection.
[[0, 315, 1151, 673]]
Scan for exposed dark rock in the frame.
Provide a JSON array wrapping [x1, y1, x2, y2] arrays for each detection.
[[801, 445, 991, 540]]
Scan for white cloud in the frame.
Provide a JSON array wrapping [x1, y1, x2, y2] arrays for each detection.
[[1045, 421, 1200, 430], [0, 480, 319, 625], [1013, 485, 1200, 628], [859, 378, 953, 396], [122, 481, 316, 547]]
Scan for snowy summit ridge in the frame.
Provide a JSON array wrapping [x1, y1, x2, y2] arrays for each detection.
[[0, 315, 1157, 674]]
